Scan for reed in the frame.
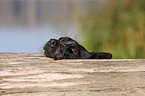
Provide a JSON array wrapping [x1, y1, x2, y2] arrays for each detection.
[[75, 0, 145, 59]]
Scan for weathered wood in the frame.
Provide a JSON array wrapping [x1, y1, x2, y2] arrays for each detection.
[[0, 53, 145, 96]]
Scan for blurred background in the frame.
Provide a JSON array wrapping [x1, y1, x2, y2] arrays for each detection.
[[0, 0, 145, 59]]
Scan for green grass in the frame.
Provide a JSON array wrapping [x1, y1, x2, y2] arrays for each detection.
[[75, 0, 145, 59]]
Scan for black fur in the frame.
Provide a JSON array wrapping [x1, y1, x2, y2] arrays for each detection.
[[43, 37, 112, 60]]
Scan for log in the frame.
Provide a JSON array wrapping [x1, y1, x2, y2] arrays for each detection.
[[0, 53, 145, 96]]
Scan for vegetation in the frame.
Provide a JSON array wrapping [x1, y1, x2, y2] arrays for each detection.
[[75, 0, 145, 59]]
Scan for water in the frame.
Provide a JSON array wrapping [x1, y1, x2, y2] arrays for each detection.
[[0, 25, 76, 53]]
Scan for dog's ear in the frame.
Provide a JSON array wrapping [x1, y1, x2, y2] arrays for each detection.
[[90, 52, 112, 59], [59, 37, 74, 42]]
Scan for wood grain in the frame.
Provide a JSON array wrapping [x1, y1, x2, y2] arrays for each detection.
[[0, 53, 145, 96]]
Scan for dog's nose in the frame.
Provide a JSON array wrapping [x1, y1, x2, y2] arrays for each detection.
[[43, 44, 48, 50], [51, 40, 56, 46]]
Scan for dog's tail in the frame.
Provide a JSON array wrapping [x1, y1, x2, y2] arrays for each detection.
[[90, 52, 112, 59]]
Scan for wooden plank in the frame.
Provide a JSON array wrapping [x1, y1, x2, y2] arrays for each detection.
[[0, 53, 145, 96]]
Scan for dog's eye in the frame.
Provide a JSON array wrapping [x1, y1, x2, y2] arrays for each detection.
[[51, 40, 56, 46]]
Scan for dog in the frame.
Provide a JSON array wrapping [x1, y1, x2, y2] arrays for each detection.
[[43, 37, 112, 60]]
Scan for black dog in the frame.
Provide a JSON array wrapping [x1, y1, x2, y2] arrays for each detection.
[[43, 37, 112, 60]]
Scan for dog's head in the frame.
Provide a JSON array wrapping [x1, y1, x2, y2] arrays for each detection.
[[43, 39, 60, 59], [43, 37, 85, 60], [43, 37, 112, 60]]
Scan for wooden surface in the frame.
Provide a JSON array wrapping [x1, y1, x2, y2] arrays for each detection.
[[0, 53, 145, 96]]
